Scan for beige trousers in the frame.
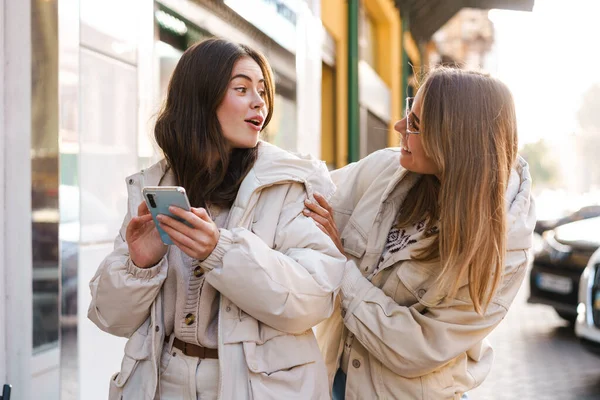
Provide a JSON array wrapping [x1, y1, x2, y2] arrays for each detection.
[[158, 340, 220, 400]]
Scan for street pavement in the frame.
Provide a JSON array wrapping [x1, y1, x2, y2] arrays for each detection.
[[60, 268, 600, 400], [469, 267, 600, 400]]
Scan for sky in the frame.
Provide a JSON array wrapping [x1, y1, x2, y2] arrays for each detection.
[[488, 0, 600, 146], [488, 0, 600, 214]]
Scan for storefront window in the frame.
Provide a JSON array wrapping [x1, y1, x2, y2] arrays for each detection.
[[140, 7, 212, 168], [32, 0, 59, 353], [359, 5, 378, 73], [263, 93, 298, 152], [80, 0, 140, 57]]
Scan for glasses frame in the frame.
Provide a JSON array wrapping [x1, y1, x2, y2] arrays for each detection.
[[405, 97, 420, 135]]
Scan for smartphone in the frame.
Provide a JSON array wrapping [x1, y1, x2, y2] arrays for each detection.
[[142, 186, 192, 245]]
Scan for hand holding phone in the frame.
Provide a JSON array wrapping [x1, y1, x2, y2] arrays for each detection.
[[142, 186, 192, 245], [143, 186, 220, 261], [126, 201, 168, 268]]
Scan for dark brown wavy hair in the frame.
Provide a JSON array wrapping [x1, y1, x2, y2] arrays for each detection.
[[154, 38, 275, 208]]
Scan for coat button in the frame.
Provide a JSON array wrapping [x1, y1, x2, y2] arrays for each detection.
[[194, 266, 203, 277], [352, 359, 361, 368], [185, 313, 195, 325], [128, 178, 134, 185], [418, 289, 426, 298], [155, 325, 160, 332], [226, 306, 232, 312]]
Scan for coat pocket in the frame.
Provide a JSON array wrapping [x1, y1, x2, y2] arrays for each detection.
[[243, 331, 327, 399], [108, 321, 154, 400], [340, 220, 367, 259], [108, 355, 138, 400], [397, 261, 445, 308]]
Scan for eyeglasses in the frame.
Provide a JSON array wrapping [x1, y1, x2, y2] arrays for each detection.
[[405, 97, 420, 135]]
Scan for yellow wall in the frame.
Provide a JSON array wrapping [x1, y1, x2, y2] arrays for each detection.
[[321, 0, 404, 165], [403, 30, 421, 71], [321, 64, 336, 167], [321, 0, 348, 168]]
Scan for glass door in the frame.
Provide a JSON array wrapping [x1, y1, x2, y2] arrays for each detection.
[[31, 0, 60, 399]]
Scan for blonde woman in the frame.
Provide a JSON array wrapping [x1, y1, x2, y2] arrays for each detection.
[[88, 38, 345, 400], [304, 67, 535, 399]]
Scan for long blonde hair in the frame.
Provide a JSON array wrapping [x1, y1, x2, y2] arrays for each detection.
[[396, 68, 518, 314]]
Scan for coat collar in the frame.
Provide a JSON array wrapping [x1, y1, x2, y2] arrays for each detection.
[[126, 141, 335, 212], [505, 156, 535, 251], [339, 152, 534, 254], [381, 157, 536, 252]]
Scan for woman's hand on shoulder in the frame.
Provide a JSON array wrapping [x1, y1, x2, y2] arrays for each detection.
[[156, 206, 220, 261], [303, 193, 345, 256], [126, 201, 167, 268]]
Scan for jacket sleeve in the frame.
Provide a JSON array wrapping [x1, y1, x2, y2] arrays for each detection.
[[87, 211, 168, 338], [201, 182, 346, 335], [339, 249, 530, 378]]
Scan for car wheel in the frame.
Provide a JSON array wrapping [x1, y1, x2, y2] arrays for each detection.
[[555, 309, 576, 324]]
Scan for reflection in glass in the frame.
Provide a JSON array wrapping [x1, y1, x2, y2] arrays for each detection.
[[79, 50, 138, 244], [32, 0, 60, 352]]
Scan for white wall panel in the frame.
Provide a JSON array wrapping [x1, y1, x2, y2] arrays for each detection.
[[2, 1, 33, 398], [78, 243, 127, 400], [31, 349, 60, 400], [0, 0, 6, 383]]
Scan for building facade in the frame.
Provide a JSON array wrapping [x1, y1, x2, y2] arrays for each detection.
[[426, 8, 495, 71], [1, 1, 327, 399], [0, 1, 533, 399]]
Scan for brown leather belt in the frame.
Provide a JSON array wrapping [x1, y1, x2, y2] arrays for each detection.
[[165, 336, 219, 359]]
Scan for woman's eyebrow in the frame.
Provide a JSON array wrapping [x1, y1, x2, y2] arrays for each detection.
[[230, 74, 265, 84]]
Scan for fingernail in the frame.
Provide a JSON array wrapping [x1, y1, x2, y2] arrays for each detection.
[[303, 209, 310, 215], [305, 199, 312, 204], [156, 215, 163, 221], [168, 206, 175, 212]]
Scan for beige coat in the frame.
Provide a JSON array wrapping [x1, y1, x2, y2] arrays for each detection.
[[316, 148, 536, 399], [88, 142, 346, 400]]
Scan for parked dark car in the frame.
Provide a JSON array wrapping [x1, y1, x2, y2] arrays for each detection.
[[535, 205, 600, 235], [575, 247, 600, 355], [528, 216, 600, 323]]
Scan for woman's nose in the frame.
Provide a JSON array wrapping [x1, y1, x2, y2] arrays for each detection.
[[252, 92, 265, 109], [394, 118, 406, 133]]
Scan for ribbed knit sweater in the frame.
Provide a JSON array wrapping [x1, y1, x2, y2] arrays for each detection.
[[159, 171, 229, 349]]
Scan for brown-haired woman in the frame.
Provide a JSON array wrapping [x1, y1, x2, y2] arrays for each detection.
[[304, 67, 536, 399], [88, 38, 345, 400]]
